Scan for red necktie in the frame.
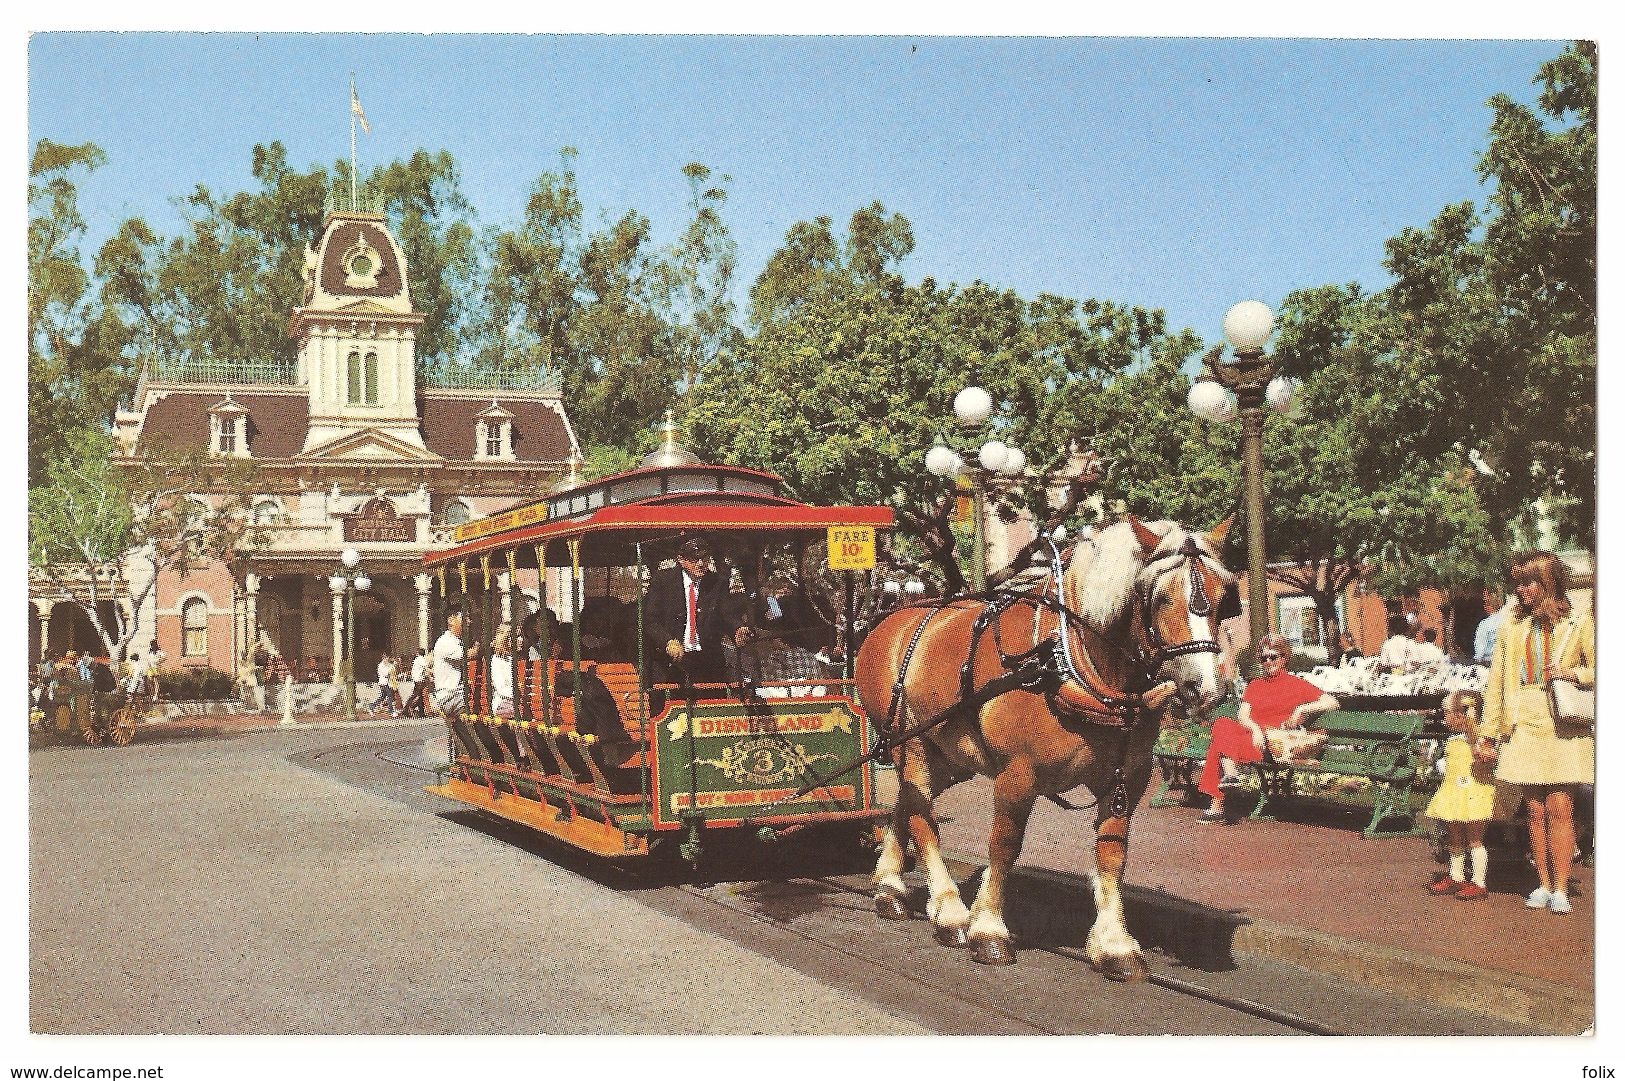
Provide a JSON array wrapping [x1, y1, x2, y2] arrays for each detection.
[[686, 580, 699, 650]]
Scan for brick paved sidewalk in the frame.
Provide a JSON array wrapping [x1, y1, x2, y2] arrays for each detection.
[[932, 779, 1591, 987]]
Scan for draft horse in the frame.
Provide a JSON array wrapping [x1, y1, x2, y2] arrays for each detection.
[[854, 515, 1233, 977]]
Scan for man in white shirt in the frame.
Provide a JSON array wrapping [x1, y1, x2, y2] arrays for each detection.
[[432, 612, 479, 717], [1377, 616, 1416, 672], [373, 654, 397, 716], [1411, 628, 1447, 666]]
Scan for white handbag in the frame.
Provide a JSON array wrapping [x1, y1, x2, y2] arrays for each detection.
[[1548, 678, 1594, 729], [1547, 620, 1594, 729]]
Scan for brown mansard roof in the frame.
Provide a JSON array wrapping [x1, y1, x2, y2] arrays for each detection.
[[419, 396, 572, 462], [136, 391, 571, 463]]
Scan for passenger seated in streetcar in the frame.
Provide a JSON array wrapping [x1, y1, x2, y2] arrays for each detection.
[[489, 624, 515, 717], [578, 596, 629, 662], [739, 623, 828, 699]]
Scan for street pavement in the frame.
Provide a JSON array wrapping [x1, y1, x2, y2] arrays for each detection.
[[29, 723, 924, 1035], [33, 710, 1596, 1034]]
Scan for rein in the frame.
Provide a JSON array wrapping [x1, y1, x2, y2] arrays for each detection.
[[742, 533, 1226, 825]]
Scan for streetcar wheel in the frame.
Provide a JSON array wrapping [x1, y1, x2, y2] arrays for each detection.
[[107, 707, 137, 746]]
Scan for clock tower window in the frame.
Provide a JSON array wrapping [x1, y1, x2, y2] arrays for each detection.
[[346, 350, 380, 406]]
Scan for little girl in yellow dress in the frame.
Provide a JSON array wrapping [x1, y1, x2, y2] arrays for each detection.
[[1424, 690, 1498, 900]]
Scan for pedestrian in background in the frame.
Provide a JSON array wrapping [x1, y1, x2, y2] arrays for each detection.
[[372, 653, 398, 716], [1378, 616, 1416, 673], [1479, 551, 1594, 915], [1413, 628, 1447, 666], [1474, 588, 1507, 666], [406, 649, 428, 716], [1424, 690, 1498, 900]]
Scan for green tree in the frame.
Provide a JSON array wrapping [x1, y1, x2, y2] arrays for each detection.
[[475, 150, 739, 454], [28, 429, 265, 664], [365, 150, 480, 364], [28, 139, 123, 485], [1082, 283, 1501, 644], [691, 208, 1172, 592], [94, 143, 480, 380], [1378, 41, 1596, 545]]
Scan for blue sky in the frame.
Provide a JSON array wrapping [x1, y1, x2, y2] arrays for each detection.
[[28, 33, 1563, 344]]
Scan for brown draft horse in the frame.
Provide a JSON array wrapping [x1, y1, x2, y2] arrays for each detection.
[[854, 515, 1233, 976]]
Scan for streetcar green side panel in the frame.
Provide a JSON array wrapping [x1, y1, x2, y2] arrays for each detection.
[[651, 697, 872, 827]]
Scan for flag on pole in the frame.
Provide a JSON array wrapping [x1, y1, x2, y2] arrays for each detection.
[[350, 85, 370, 134]]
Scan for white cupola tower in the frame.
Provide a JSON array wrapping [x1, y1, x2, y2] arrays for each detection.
[[289, 210, 428, 452]]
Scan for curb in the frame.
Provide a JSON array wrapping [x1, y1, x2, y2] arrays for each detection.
[[1229, 918, 1592, 1035], [965, 858, 1590, 1035]]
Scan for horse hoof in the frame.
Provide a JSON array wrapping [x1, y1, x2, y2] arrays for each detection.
[[1096, 953, 1148, 982], [971, 937, 1015, 965], [874, 890, 910, 921], [934, 925, 969, 948]]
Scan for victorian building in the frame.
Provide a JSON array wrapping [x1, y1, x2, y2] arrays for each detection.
[[56, 207, 578, 678]]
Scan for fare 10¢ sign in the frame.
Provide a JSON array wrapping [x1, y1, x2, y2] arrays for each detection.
[[827, 525, 875, 571]]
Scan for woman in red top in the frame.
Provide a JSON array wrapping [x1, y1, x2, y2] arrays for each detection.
[[1198, 634, 1339, 823]]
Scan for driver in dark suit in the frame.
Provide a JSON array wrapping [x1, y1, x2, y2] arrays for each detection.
[[643, 535, 744, 687]]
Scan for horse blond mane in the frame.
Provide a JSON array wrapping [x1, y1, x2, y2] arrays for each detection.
[[1064, 519, 1189, 630]]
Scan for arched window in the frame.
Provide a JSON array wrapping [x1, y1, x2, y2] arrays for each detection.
[[181, 598, 209, 657], [364, 352, 379, 405], [347, 351, 362, 404], [443, 499, 471, 526], [252, 499, 280, 525]]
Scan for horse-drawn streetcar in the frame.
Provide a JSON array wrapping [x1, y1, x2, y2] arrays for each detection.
[[423, 429, 1239, 977], [421, 452, 894, 865]]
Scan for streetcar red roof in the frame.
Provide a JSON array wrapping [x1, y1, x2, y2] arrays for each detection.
[[422, 462, 893, 569]]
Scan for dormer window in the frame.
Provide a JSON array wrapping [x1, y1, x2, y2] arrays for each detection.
[[346, 350, 379, 405], [475, 402, 516, 461], [207, 397, 250, 458]]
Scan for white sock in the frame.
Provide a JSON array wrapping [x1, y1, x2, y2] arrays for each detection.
[[1470, 845, 1489, 888], [1449, 851, 1466, 882]]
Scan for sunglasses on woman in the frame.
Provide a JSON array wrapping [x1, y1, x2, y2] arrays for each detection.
[[1259, 652, 1283, 661]]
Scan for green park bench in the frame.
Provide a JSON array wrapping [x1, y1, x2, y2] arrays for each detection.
[[1150, 716, 1214, 808], [1152, 698, 1438, 838]]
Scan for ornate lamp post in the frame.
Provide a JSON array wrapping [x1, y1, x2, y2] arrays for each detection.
[[327, 546, 371, 722], [1188, 301, 1296, 668], [925, 386, 1027, 593]]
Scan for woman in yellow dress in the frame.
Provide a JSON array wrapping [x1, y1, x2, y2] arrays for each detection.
[[1478, 551, 1594, 914], [1424, 690, 1497, 900]]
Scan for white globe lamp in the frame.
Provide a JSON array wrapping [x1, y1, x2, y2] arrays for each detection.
[[1266, 376, 1296, 413], [1000, 446, 1027, 475], [1222, 301, 1274, 351], [340, 547, 361, 569], [1187, 380, 1234, 423], [925, 445, 962, 477], [978, 440, 1011, 472], [953, 386, 994, 426]]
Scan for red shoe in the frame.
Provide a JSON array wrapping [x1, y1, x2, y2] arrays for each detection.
[[1454, 883, 1489, 901], [1427, 875, 1463, 895]]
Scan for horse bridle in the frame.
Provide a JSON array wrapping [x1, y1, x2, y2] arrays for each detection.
[[1131, 535, 1226, 669]]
